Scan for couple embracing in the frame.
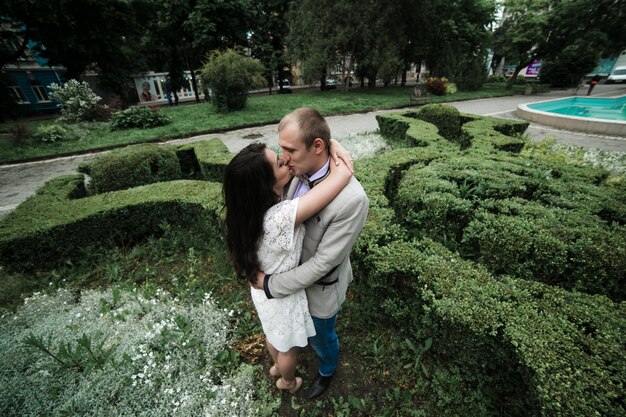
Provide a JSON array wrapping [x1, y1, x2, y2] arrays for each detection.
[[223, 107, 369, 398]]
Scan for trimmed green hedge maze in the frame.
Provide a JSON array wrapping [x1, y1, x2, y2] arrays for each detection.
[[0, 139, 231, 270], [1, 106, 624, 416]]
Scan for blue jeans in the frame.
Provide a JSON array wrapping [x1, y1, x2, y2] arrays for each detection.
[[309, 315, 339, 377]]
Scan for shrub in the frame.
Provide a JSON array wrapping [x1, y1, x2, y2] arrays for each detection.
[[110, 106, 171, 130], [463, 200, 626, 300], [462, 117, 528, 153], [0, 140, 230, 271], [417, 104, 461, 140], [487, 75, 506, 83], [513, 75, 527, 85], [32, 124, 70, 143], [0, 287, 273, 416], [0, 176, 220, 270], [48, 79, 103, 123], [200, 49, 265, 112], [357, 238, 625, 417], [396, 172, 473, 245], [176, 139, 233, 182], [424, 77, 449, 96], [87, 144, 181, 194]]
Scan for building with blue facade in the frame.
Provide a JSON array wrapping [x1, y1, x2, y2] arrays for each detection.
[[5, 40, 65, 116]]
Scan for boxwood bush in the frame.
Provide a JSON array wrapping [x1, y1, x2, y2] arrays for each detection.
[[463, 200, 626, 300], [87, 144, 182, 194], [356, 237, 625, 417], [353, 111, 625, 416], [416, 104, 461, 141], [0, 140, 230, 271]]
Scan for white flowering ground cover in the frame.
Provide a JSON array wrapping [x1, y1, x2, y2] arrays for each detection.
[[0, 287, 276, 416], [334, 132, 391, 160], [582, 147, 626, 174], [522, 138, 626, 174]]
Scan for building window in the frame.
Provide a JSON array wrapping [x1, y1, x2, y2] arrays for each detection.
[[8, 86, 28, 104], [29, 79, 50, 102]]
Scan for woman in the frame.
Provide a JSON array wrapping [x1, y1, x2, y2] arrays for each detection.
[[223, 142, 352, 394]]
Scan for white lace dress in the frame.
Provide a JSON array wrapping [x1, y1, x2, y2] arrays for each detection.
[[250, 198, 316, 352]]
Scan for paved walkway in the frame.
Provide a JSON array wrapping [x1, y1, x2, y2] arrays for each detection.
[[1, 84, 625, 218]]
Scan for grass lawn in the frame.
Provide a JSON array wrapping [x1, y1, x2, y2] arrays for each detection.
[[0, 84, 518, 164]]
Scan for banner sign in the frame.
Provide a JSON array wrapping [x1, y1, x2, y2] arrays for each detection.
[[525, 60, 542, 77]]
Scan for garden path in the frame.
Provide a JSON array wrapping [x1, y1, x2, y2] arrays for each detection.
[[1, 85, 625, 218]]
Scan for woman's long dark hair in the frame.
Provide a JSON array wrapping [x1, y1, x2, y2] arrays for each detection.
[[223, 143, 278, 282]]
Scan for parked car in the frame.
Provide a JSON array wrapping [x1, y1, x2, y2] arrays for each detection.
[[325, 78, 337, 89], [275, 80, 292, 93], [606, 66, 626, 83]]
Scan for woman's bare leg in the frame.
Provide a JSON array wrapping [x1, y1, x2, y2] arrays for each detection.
[[266, 339, 281, 377], [275, 347, 302, 393], [276, 347, 298, 381], [266, 339, 279, 365]]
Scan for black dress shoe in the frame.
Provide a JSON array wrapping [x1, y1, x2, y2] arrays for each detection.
[[307, 374, 333, 399]]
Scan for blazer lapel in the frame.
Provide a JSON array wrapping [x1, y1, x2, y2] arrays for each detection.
[[285, 177, 300, 200]]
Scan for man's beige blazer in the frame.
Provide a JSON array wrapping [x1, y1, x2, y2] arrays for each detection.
[[264, 176, 369, 318]]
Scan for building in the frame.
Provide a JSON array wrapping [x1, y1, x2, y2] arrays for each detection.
[[5, 40, 65, 116]]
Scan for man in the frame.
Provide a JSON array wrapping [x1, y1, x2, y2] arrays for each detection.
[[254, 107, 369, 399], [587, 74, 601, 96]]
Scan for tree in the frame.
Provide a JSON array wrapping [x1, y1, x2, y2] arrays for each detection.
[[288, 0, 413, 91], [493, 0, 551, 89], [200, 49, 265, 112], [3, 0, 150, 95], [421, 0, 495, 87], [539, 0, 624, 87], [144, 0, 253, 103], [286, 0, 351, 90], [494, 0, 626, 89], [248, 0, 292, 94]]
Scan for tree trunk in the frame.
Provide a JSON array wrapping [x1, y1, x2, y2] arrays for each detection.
[[181, 47, 201, 104], [190, 70, 200, 103], [506, 60, 533, 90]]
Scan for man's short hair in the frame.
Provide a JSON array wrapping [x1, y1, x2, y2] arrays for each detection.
[[278, 107, 331, 150]]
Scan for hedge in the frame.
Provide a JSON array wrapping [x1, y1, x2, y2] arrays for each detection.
[[387, 134, 625, 301], [0, 140, 230, 270], [463, 201, 626, 300], [358, 238, 625, 417], [0, 176, 220, 270], [353, 110, 625, 416], [416, 104, 461, 141], [87, 144, 182, 194], [462, 117, 528, 153]]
